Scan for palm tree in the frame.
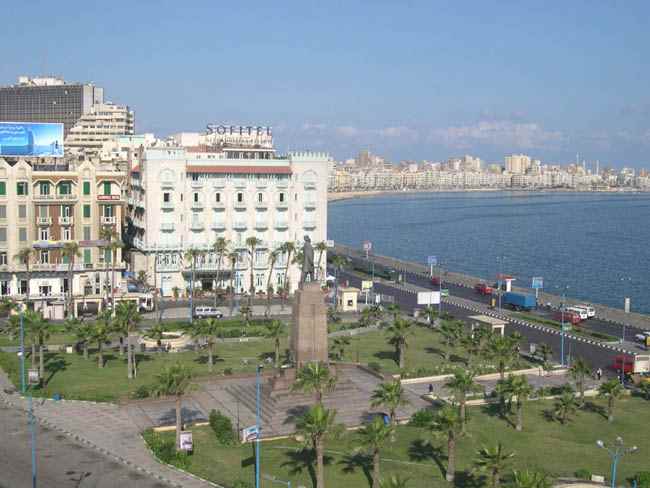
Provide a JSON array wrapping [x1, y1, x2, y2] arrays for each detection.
[[265, 247, 280, 315], [190, 318, 221, 371], [422, 305, 438, 326], [439, 320, 464, 361], [358, 416, 394, 488], [91, 310, 113, 368], [430, 405, 464, 483], [61, 242, 81, 317], [295, 404, 341, 488], [370, 380, 409, 426], [109, 240, 124, 314], [315, 241, 328, 280], [487, 334, 520, 380], [264, 320, 284, 368], [281, 241, 295, 300], [638, 381, 650, 401], [150, 362, 194, 450], [554, 390, 578, 424], [445, 370, 483, 433], [331, 254, 347, 302], [8, 311, 38, 369], [212, 237, 229, 308], [115, 301, 142, 379], [385, 317, 413, 369], [536, 343, 554, 372], [14, 247, 33, 303], [292, 362, 337, 404], [185, 248, 205, 319], [505, 374, 534, 431], [28, 311, 50, 380], [144, 323, 166, 349], [136, 270, 149, 289], [474, 443, 515, 488], [379, 475, 410, 488], [99, 225, 115, 303], [64, 317, 91, 360], [598, 379, 624, 422], [512, 470, 552, 488], [228, 251, 239, 314], [386, 303, 401, 322], [245, 236, 261, 306], [331, 336, 351, 361], [569, 357, 591, 405]]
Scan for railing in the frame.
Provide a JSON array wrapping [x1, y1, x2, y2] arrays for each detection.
[[211, 222, 226, 230], [161, 201, 174, 210], [233, 221, 247, 230], [304, 181, 317, 189], [101, 216, 117, 225], [33, 193, 78, 202], [133, 237, 145, 248], [212, 201, 225, 209], [304, 200, 317, 209], [212, 179, 226, 189], [190, 180, 204, 188], [255, 221, 269, 230], [255, 180, 268, 188], [277, 179, 289, 188], [161, 222, 175, 231], [32, 263, 86, 272], [58, 216, 74, 225], [190, 222, 205, 231], [275, 202, 289, 210], [233, 202, 247, 210], [161, 180, 174, 188], [255, 201, 268, 210], [303, 221, 317, 229], [274, 221, 289, 230], [37, 217, 52, 225], [191, 201, 204, 210]]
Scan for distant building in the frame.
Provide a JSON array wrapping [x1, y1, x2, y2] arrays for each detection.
[[505, 154, 531, 174]]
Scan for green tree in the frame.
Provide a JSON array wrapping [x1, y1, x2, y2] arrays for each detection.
[[370, 380, 409, 426], [439, 320, 464, 361], [28, 312, 51, 380], [512, 470, 552, 488], [245, 236, 261, 306], [185, 248, 206, 317], [487, 334, 520, 380], [430, 404, 464, 483], [265, 247, 280, 315], [264, 320, 284, 368], [638, 381, 650, 401], [358, 416, 394, 488], [315, 241, 328, 280], [386, 304, 401, 322], [461, 326, 491, 368], [136, 270, 149, 289], [212, 237, 229, 309], [569, 357, 591, 405], [61, 242, 81, 317], [385, 317, 413, 369], [191, 319, 222, 371], [598, 379, 624, 422], [281, 241, 296, 301], [379, 475, 411, 488], [422, 305, 438, 326], [228, 251, 239, 314], [331, 255, 347, 301], [91, 310, 113, 368], [115, 301, 142, 379], [14, 247, 34, 305], [64, 317, 91, 360], [145, 323, 166, 349], [554, 390, 578, 424], [8, 311, 37, 369], [536, 343, 554, 372], [292, 362, 337, 404], [473, 442, 515, 488], [150, 362, 194, 450], [331, 336, 351, 361], [505, 374, 534, 431], [295, 404, 341, 488], [445, 370, 483, 433]]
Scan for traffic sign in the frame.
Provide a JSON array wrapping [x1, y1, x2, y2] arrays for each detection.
[[427, 255, 437, 266], [532, 277, 543, 289]]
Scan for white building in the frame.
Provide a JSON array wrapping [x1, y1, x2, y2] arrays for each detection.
[[128, 139, 330, 297], [66, 102, 135, 155]]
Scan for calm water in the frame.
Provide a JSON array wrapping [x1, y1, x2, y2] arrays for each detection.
[[328, 191, 650, 314]]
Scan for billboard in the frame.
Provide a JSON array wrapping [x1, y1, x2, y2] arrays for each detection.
[[417, 291, 441, 305], [0, 122, 64, 157]]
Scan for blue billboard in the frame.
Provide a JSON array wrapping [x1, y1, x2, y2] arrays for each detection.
[[0, 122, 64, 157]]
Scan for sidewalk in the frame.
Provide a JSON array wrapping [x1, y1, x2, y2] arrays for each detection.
[[0, 369, 220, 488]]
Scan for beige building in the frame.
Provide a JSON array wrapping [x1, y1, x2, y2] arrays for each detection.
[[66, 102, 135, 156], [505, 154, 532, 174], [0, 158, 126, 317]]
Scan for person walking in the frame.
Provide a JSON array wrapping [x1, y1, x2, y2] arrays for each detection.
[[596, 368, 602, 380]]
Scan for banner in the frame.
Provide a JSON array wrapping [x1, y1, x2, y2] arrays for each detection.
[[0, 122, 64, 157]]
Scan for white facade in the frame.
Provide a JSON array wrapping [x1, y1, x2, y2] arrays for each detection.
[[129, 148, 330, 297]]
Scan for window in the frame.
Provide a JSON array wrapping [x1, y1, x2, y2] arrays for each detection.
[[16, 182, 28, 196], [83, 204, 91, 218], [58, 182, 71, 195], [0, 182, 5, 195], [103, 205, 114, 217], [39, 181, 50, 195], [255, 273, 265, 288], [83, 226, 91, 241], [62, 227, 72, 241], [237, 192, 244, 203], [0, 228, 5, 243], [83, 181, 91, 195], [39, 228, 49, 241], [0, 205, 5, 219], [257, 192, 263, 203], [38, 206, 48, 218], [215, 192, 221, 203], [163, 192, 171, 203], [0, 281, 8, 296], [0, 252, 6, 265], [83, 249, 91, 265], [18, 205, 26, 219], [193, 192, 199, 203], [279, 192, 285, 203], [62, 278, 69, 294], [103, 181, 111, 195], [40, 250, 49, 264], [19, 228, 27, 242], [104, 249, 112, 263], [61, 205, 72, 217], [19, 280, 28, 295]]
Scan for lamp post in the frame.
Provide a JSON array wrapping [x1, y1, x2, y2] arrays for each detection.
[[19, 305, 37, 488], [496, 256, 505, 312], [620, 277, 632, 344], [255, 364, 264, 488], [596, 437, 638, 488]]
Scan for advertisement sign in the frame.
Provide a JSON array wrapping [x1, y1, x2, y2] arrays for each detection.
[[417, 291, 441, 305], [361, 280, 373, 291], [531, 277, 543, 289], [179, 431, 193, 452], [0, 122, 64, 157], [427, 255, 437, 266], [241, 425, 259, 442]]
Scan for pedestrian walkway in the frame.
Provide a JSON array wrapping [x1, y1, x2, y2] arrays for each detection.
[[0, 369, 220, 488]]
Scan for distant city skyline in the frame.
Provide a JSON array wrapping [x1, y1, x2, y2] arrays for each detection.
[[1, 1, 649, 167]]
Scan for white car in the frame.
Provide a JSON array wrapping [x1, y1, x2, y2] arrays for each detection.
[[566, 307, 588, 321], [194, 306, 224, 319], [573, 305, 596, 318]]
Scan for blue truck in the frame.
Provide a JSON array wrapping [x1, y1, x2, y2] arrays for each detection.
[[502, 292, 537, 311]]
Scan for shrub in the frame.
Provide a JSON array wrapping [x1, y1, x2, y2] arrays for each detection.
[[209, 409, 235, 445], [143, 430, 190, 469], [131, 385, 151, 399], [574, 469, 591, 480], [409, 408, 435, 427], [636, 472, 650, 488], [223, 367, 234, 376], [367, 362, 382, 372], [232, 480, 254, 488]]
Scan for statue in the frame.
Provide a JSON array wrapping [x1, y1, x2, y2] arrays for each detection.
[[301, 235, 315, 285]]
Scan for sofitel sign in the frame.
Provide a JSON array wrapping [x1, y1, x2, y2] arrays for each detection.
[[206, 124, 272, 136]]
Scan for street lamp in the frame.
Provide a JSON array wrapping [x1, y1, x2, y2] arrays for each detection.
[[496, 256, 505, 312], [558, 285, 570, 368], [18, 305, 37, 488], [596, 437, 638, 488], [255, 364, 264, 488], [620, 277, 632, 344]]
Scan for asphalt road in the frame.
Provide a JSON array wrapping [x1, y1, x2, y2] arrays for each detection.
[[0, 404, 170, 488]]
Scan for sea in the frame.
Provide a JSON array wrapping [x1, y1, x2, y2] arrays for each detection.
[[328, 191, 650, 314]]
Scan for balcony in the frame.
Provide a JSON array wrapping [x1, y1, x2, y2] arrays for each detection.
[[190, 179, 204, 188], [304, 181, 317, 190], [212, 201, 225, 210], [255, 201, 268, 210], [277, 178, 289, 189], [233, 179, 247, 189], [101, 216, 117, 225], [233, 201, 247, 210], [275, 201, 289, 210], [32, 263, 85, 272], [58, 216, 74, 225], [161, 201, 174, 210], [211, 222, 226, 231], [33, 193, 78, 202], [212, 179, 226, 189], [304, 200, 317, 210], [303, 221, 317, 229], [190, 221, 205, 231], [233, 221, 247, 230], [274, 221, 289, 230], [255, 179, 268, 188], [161, 222, 175, 232], [37, 217, 52, 226], [161, 179, 174, 189], [255, 221, 268, 230], [191, 201, 204, 210]]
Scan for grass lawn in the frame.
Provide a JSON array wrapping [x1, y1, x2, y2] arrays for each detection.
[[0, 337, 289, 402], [148, 397, 650, 488], [331, 324, 535, 376], [0, 332, 77, 347]]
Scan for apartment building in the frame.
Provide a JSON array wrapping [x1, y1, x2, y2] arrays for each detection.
[[0, 158, 126, 318], [65, 103, 135, 155], [128, 143, 330, 297]]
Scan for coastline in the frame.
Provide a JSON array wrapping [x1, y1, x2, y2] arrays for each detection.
[[327, 187, 647, 203]]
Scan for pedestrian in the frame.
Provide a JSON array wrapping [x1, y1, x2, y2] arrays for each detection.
[[596, 368, 602, 380], [428, 383, 433, 395]]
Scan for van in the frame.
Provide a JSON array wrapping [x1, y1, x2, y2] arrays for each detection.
[[566, 307, 588, 321], [194, 306, 224, 319], [573, 305, 595, 318]]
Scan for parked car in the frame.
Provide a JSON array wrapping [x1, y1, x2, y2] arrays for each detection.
[[194, 306, 224, 319], [565, 307, 589, 321], [474, 283, 494, 295]]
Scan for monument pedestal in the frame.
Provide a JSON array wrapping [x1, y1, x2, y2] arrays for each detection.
[[291, 281, 329, 367]]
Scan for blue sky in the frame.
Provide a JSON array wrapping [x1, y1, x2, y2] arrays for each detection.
[[2, 1, 649, 167]]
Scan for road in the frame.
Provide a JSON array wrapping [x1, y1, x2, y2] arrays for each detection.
[[0, 404, 170, 488]]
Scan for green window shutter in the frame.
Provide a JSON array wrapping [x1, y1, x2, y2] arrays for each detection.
[[62, 254, 69, 264], [83, 204, 91, 218], [16, 183, 24, 196], [83, 249, 91, 264], [0, 182, 5, 195], [103, 181, 111, 196], [104, 249, 112, 263], [83, 181, 90, 195]]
